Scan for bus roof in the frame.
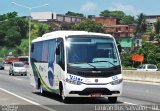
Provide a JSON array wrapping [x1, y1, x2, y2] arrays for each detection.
[[32, 30, 113, 43]]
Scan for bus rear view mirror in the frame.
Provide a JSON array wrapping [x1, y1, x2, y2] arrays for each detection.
[[56, 46, 60, 55], [117, 44, 122, 53]]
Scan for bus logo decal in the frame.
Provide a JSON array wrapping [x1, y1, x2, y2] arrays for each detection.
[[48, 62, 54, 86], [95, 79, 98, 83], [69, 75, 83, 81]]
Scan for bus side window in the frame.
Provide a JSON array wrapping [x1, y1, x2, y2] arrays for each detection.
[[56, 39, 65, 70]]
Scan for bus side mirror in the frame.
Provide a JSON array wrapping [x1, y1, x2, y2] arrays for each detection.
[[56, 38, 63, 55], [118, 44, 122, 53], [56, 46, 60, 55]]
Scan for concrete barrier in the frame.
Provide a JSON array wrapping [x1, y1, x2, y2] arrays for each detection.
[[123, 70, 160, 83], [4, 64, 29, 70], [4, 64, 10, 70]]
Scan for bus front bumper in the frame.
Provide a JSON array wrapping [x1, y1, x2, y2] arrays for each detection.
[[63, 81, 123, 97]]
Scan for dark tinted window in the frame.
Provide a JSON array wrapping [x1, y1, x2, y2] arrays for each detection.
[[14, 63, 24, 67], [147, 64, 157, 69]]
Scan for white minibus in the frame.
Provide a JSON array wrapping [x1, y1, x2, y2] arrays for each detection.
[[29, 30, 123, 103]]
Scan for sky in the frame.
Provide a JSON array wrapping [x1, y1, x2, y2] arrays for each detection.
[[1, 0, 160, 17]]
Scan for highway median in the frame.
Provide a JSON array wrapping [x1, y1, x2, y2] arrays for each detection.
[[123, 70, 160, 83]]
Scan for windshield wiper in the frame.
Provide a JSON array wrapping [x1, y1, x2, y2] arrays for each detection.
[[68, 62, 98, 70], [86, 63, 98, 70], [91, 60, 116, 67]]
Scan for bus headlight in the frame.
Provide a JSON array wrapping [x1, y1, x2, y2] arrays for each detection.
[[110, 79, 123, 85], [66, 78, 82, 85]]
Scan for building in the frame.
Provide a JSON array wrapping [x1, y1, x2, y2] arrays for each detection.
[[31, 12, 54, 20], [56, 14, 84, 23], [31, 12, 85, 24], [95, 17, 117, 26], [95, 17, 135, 37], [145, 15, 160, 31], [30, 12, 85, 30], [95, 17, 136, 50], [145, 15, 160, 25]]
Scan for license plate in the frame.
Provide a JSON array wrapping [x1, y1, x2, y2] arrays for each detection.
[[90, 93, 101, 97]]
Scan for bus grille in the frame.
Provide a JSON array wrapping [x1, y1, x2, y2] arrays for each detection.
[[69, 88, 120, 95], [77, 71, 117, 78], [67, 65, 121, 78]]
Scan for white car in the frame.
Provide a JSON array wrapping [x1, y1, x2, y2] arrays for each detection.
[[9, 62, 27, 76], [137, 64, 158, 72]]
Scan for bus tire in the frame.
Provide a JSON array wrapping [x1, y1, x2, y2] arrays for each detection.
[[37, 78, 41, 89], [108, 97, 117, 103], [59, 83, 69, 103], [40, 84, 46, 95]]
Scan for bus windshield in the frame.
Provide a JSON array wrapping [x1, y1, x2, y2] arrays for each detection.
[[66, 36, 120, 69]]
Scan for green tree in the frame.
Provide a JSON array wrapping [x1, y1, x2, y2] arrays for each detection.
[[154, 20, 160, 34], [0, 12, 17, 21], [0, 12, 49, 56], [65, 11, 84, 17], [0, 47, 9, 58], [99, 10, 111, 17], [16, 39, 29, 56], [122, 41, 160, 68], [100, 10, 135, 24], [100, 10, 125, 19], [31, 21, 49, 39], [0, 12, 28, 47], [37, 23, 49, 36], [135, 13, 147, 37], [110, 11, 125, 20], [121, 52, 133, 67], [120, 15, 134, 25], [16, 18, 28, 38], [137, 42, 159, 64], [0, 30, 6, 46], [6, 11, 17, 19], [0, 14, 6, 21], [154, 20, 160, 44], [156, 35, 160, 44], [72, 19, 105, 33], [5, 26, 21, 47], [147, 53, 156, 64]]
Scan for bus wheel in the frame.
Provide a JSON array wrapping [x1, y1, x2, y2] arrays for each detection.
[[40, 84, 45, 95], [60, 85, 69, 103], [108, 97, 117, 103]]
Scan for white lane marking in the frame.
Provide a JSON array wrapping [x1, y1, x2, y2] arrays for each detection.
[[14, 77, 23, 81], [123, 102, 137, 105], [0, 88, 56, 111]]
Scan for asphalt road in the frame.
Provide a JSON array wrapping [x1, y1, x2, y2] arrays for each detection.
[[0, 69, 160, 111]]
